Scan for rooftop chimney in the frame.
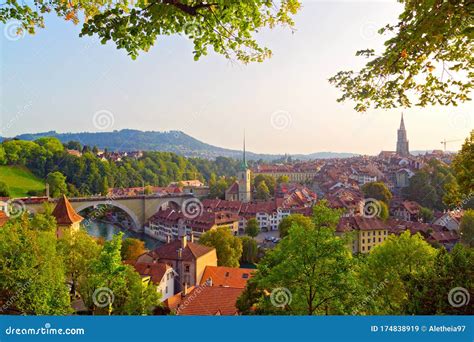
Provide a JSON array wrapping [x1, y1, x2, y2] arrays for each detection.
[[190, 233, 194, 243], [181, 235, 187, 249], [177, 248, 183, 259]]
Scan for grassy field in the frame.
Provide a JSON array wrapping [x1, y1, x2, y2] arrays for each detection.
[[0, 165, 45, 198]]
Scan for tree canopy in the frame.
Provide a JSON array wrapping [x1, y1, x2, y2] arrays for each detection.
[[0, 181, 10, 197], [278, 213, 312, 238], [2, 0, 300, 63], [329, 0, 473, 111], [459, 210, 474, 248], [239, 201, 358, 315], [452, 130, 474, 199], [359, 231, 437, 314], [199, 226, 242, 267], [245, 218, 260, 238], [0, 215, 71, 314], [361, 182, 393, 204]]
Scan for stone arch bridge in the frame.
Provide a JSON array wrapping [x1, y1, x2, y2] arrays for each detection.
[[20, 194, 194, 231]]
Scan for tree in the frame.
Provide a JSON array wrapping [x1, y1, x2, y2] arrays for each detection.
[[209, 175, 233, 199], [0, 181, 10, 197], [278, 213, 313, 238], [66, 141, 82, 151], [80, 233, 160, 315], [35, 137, 64, 154], [405, 244, 474, 315], [240, 236, 258, 264], [58, 229, 101, 296], [253, 175, 276, 196], [0, 145, 6, 165], [255, 181, 270, 201], [30, 202, 57, 232], [404, 160, 454, 211], [4, 1, 301, 63], [361, 182, 392, 204], [199, 227, 242, 267], [378, 201, 389, 221], [360, 231, 437, 314], [459, 210, 474, 248], [0, 215, 71, 314], [245, 218, 260, 238], [100, 176, 109, 196], [330, 1, 473, 112], [452, 131, 474, 198], [277, 175, 290, 184], [419, 207, 434, 223], [121, 238, 147, 261], [241, 202, 357, 315], [46, 171, 68, 198], [443, 178, 463, 209]]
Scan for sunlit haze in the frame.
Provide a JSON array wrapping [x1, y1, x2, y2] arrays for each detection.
[[1, 0, 472, 155]]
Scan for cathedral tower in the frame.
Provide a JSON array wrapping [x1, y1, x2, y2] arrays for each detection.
[[396, 113, 410, 157]]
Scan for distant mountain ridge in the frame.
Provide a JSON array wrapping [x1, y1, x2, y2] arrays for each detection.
[[1, 130, 359, 160]]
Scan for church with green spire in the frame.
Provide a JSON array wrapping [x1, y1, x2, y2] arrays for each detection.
[[237, 135, 252, 202]]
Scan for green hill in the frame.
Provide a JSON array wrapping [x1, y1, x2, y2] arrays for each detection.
[[0, 166, 45, 198]]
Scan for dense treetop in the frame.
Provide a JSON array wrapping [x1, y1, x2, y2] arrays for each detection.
[[0, 137, 239, 197], [1, 0, 300, 62], [330, 0, 473, 111]]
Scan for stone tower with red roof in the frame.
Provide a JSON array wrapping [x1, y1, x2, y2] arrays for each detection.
[[52, 195, 84, 236]]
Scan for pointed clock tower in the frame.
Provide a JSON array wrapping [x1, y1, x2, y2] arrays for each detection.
[[238, 135, 251, 202]]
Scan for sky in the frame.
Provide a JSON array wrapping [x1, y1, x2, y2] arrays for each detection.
[[1, 1, 472, 155]]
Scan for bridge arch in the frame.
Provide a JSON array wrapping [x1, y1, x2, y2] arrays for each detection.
[[74, 201, 141, 230]]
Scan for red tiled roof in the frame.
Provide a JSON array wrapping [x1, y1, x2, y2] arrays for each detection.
[[428, 230, 459, 243], [337, 216, 389, 232], [176, 286, 243, 315], [125, 261, 170, 284], [147, 208, 238, 232], [225, 182, 239, 195], [151, 240, 215, 262], [164, 286, 196, 311], [401, 200, 421, 214], [200, 266, 254, 288], [52, 195, 83, 225]]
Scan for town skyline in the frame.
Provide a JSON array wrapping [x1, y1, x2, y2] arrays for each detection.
[[0, 115, 465, 157]]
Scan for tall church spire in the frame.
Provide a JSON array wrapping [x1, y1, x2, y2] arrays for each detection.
[[396, 113, 410, 157], [241, 130, 248, 170], [400, 112, 406, 130]]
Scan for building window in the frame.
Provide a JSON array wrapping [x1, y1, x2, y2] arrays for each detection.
[[362, 239, 365, 244], [373, 237, 375, 243], [378, 238, 381, 242], [165, 286, 168, 294], [185, 265, 190, 273], [362, 246, 365, 251]]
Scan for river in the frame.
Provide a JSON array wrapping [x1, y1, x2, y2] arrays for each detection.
[[83, 221, 162, 250]]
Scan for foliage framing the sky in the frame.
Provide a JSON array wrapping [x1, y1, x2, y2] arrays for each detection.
[[1, 0, 301, 62], [329, 0, 474, 111]]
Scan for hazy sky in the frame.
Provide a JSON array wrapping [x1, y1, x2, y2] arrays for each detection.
[[1, 1, 472, 155]]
